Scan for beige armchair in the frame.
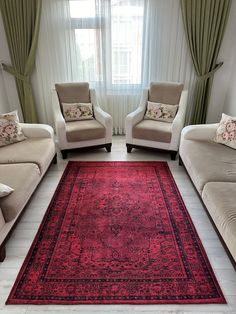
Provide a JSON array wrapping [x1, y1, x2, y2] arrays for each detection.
[[52, 82, 112, 159], [125, 82, 188, 160]]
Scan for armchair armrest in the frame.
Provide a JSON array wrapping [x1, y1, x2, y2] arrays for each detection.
[[94, 106, 112, 128], [91, 89, 112, 126], [125, 89, 148, 127], [125, 89, 148, 143], [181, 124, 218, 141], [125, 107, 145, 143], [20, 123, 54, 139], [126, 107, 146, 126], [52, 89, 67, 147], [90, 89, 112, 143], [170, 90, 188, 150]]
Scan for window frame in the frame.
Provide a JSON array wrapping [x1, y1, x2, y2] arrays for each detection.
[[69, 0, 144, 91]]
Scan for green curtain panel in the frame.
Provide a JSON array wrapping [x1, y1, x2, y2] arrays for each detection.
[[181, 0, 231, 124], [0, 0, 42, 123]]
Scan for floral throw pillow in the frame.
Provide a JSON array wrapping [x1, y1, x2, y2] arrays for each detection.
[[214, 113, 236, 149], [0, 110, 26, 147], [62, 103, 94, 122], [144, 101, 178, 123]]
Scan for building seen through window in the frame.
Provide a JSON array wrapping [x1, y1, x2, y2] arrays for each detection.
[[69, 0, 144, 87]]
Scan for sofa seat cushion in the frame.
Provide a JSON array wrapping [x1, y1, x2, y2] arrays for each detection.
[[66, 119, 106, 142], [202, 182, 236, 261], [133, 120, 172, 143], [0, 163, 41, 222], [180, 139, 236, 194], [0, 138, 55, 173]]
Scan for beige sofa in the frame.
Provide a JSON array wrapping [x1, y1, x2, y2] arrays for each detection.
[[0, 123, 56, 262], [179, 123, 236, 265]]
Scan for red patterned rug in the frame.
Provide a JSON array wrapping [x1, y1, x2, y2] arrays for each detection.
[[6, 161, 225, 304]]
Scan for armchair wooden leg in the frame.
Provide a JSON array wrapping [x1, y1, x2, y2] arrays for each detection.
[[0, 245, 6, 262], [170, 151, 178, 160], [126, 144, 133, 153], [61, 150, 68, 159], [105, 143, 112, 152]]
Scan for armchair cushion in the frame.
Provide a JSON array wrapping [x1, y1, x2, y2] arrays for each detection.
[[55, 82, 90, 105], [149, 82, 184, 104], [66, 119, 106, 142], [133, 120, 172, 143], [62, 102, 93, 121], [144, 101, 178, 122]]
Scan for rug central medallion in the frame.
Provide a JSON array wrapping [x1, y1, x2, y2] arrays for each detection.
[[6, 162, 225, 304]]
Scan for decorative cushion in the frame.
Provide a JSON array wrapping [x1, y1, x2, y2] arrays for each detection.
[[144, 101, 178, 122], [0, 110, 26, 147], [62, 103, 93, 121], [214, 113, 236, 149], [0, 183, 14, 198]]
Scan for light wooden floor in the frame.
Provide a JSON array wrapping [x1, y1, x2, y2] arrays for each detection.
[[1, 136, 236, 314]]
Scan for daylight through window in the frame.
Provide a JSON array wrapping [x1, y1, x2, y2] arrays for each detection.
[[69, 0, 144, 87]]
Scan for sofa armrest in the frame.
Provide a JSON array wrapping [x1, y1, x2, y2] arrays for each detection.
[[181, 123, 219, 141], [20, 123, 54, 139]]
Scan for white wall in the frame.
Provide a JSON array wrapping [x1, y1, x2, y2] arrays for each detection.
[[222, 46, 236, 116], [206, 0, 236, 123]]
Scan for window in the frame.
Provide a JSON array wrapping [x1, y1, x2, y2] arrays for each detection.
[[70, 0, 103, 82], [70, 0, 96, 18], [111, 3, 143, 85], [69, 0, 144, 87]]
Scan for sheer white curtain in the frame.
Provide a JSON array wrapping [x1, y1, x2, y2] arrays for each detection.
[[33, 0, 195, 133], [142, 0, 196, 123], [32, 0, 74, 124]]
